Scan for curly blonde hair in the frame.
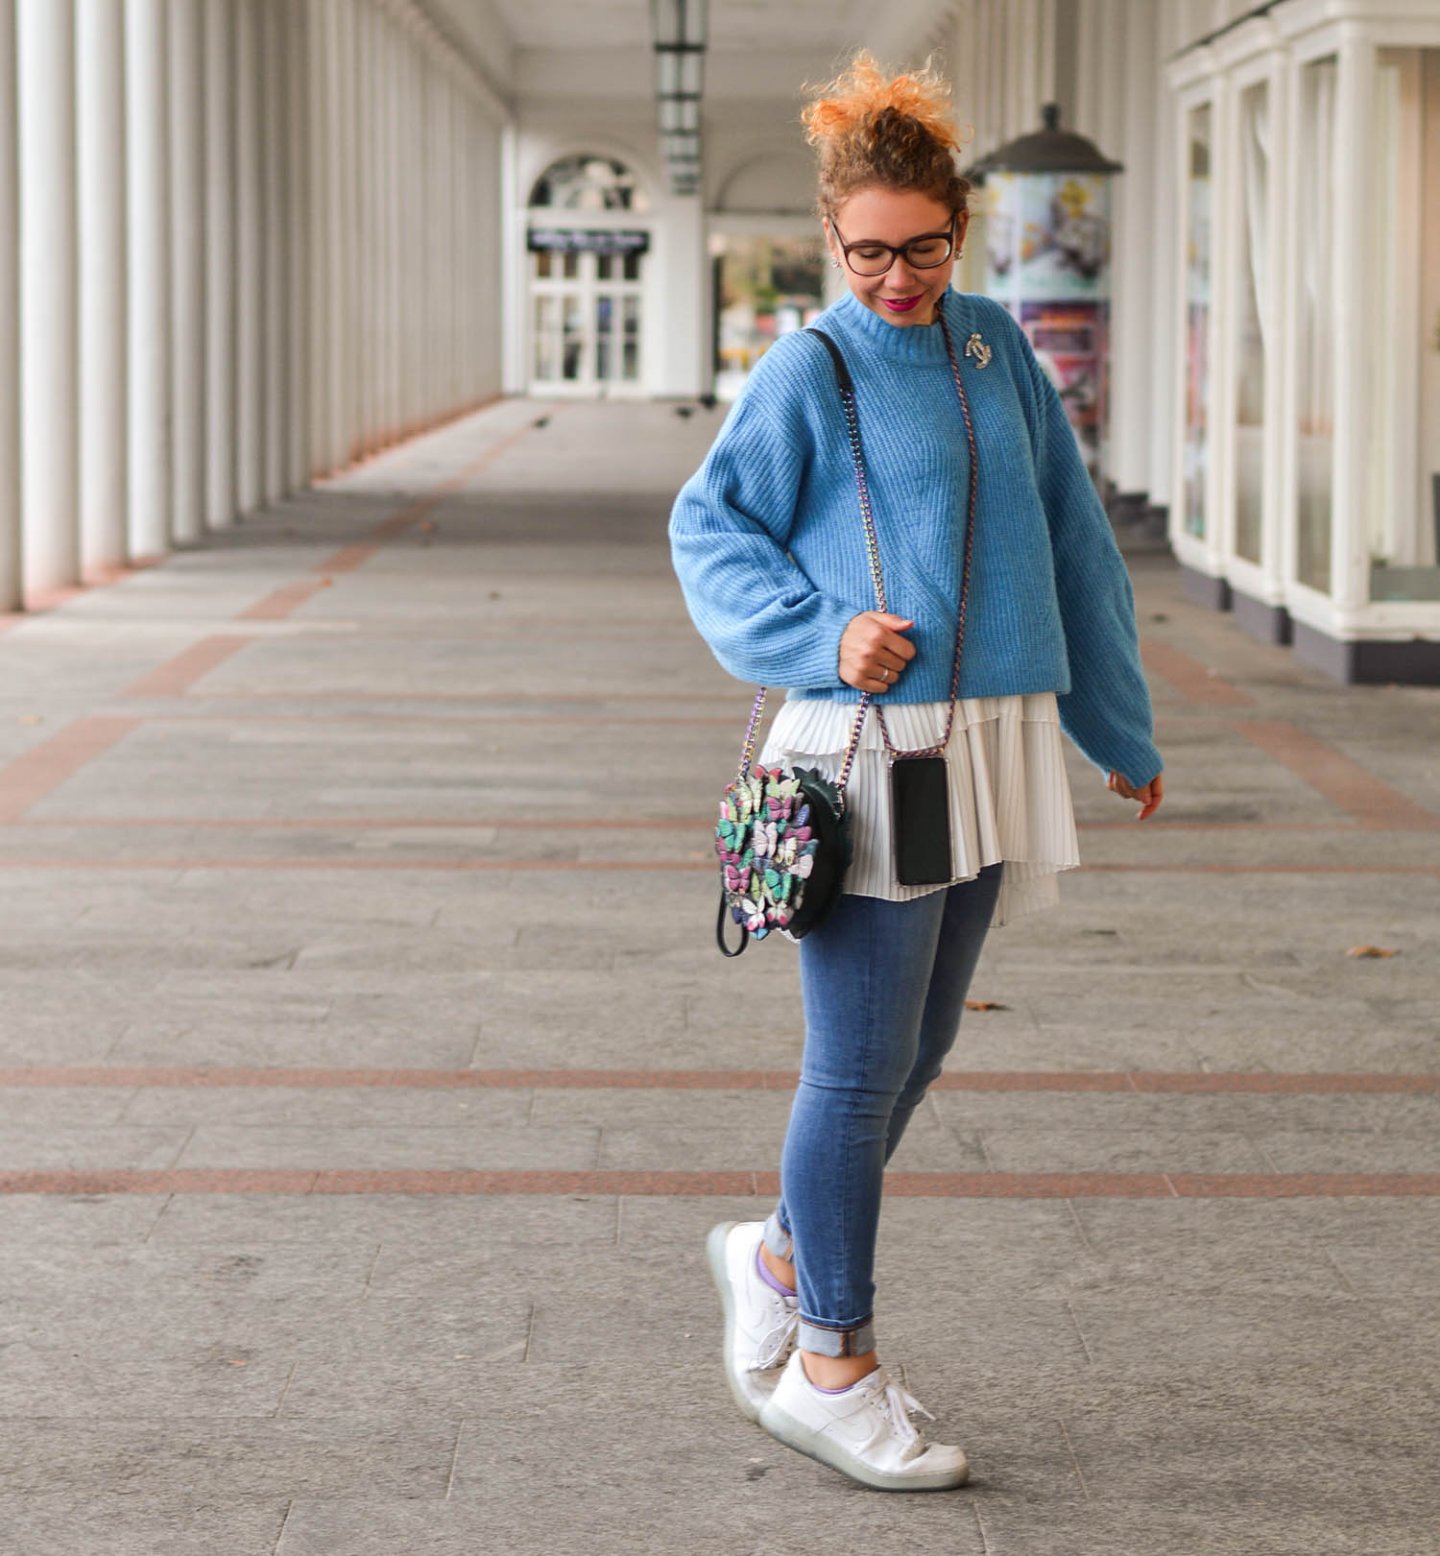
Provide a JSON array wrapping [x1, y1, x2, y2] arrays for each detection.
[[801, 51, 970, 219]]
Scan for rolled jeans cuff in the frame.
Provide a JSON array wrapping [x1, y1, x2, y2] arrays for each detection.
[[762, 1211, 793, 1262], [797, 1316, 876, 1358]]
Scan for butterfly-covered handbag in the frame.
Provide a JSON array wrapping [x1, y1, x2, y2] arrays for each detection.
[[713, 317, 980, 958], [713, 695, 865, 957]]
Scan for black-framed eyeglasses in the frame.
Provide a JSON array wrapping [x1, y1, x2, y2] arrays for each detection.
[[831, 217, 957, 277]]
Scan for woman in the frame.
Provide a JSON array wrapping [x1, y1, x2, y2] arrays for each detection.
[[669, 53, 1164, 1492]]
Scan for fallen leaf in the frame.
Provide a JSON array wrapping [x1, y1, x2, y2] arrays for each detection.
[[1347, 945, 1397, 958], [964, 999, 1009, 1011]]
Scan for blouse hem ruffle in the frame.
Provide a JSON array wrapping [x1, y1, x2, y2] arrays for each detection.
[[756, 692, 1080, 928]]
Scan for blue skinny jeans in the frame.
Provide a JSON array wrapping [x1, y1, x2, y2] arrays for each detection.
[[761, 863, 1002, 1357]]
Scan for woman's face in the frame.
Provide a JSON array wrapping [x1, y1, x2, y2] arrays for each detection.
[[824, 187, 968, 329]]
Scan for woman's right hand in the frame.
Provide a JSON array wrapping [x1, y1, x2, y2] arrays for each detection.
[[839, 611, 916, 693]]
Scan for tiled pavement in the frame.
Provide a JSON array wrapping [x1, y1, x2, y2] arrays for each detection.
[[0, 396, 1438, 1554]]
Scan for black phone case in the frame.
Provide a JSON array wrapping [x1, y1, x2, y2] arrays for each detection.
[[889, 756, 952, 886]]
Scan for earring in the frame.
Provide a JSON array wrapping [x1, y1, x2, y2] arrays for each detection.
[[830, 259, 841, 269]]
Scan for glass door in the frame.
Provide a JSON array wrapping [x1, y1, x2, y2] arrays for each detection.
[[529, 246, 645, 396]]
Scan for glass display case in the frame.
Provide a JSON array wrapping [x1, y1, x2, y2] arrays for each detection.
[[1295, 55, 1337, 597], [1169, 2, 1440, 680], [1232, 81, 1269, 568], [1366, 48, 1440, 606], [1183, 102, 1212, 543]]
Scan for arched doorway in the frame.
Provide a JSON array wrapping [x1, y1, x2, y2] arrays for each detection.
[[527, 155, 651, 397]]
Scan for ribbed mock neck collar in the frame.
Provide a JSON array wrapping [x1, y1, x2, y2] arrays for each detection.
[[827, 287, 959, 365]]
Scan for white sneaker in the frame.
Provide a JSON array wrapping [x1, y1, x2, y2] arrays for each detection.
[[758, 1351, 970, 1491], [705, 1221, 799, 1423]]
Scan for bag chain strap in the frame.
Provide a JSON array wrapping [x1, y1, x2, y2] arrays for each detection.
[[734, 307, 980, 795]]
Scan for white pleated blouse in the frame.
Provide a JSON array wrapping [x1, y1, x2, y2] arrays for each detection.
[[757, 692, 1081, 927]]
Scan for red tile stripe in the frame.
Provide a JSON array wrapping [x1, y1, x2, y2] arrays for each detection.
[[315, 414, 543, 575], [122, 635, 254, 698], [120, 410, 549, 689], [0, 1066, 1434, 1095], [0, 816, 1381, 835], [0, 717, 143, 823], [234, 579, 331, 621], [1236, 720, 1440, 829], [0, 1168, 1436, 1198], [1140, 638, 1254, 706], [8, 816, 715, 831], [317, 542, 378, 574], [317, 394, 504, 481], [0, 857, 1434, 876]]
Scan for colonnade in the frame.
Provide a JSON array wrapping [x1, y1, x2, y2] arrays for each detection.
[[0, 0, 507, 612]]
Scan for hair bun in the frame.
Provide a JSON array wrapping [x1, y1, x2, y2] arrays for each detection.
[[800, 51, 970, 219], [801, 51, 960, 153]]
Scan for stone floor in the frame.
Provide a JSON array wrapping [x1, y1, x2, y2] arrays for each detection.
[[0, 397, 1437, 1555]]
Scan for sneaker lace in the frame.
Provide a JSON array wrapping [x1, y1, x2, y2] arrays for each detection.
[[749, 1300, 799, 1372], [869, 1376, 936, 1456]]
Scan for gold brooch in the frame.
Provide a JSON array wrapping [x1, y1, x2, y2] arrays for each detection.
[[964, 332, 992, 369]]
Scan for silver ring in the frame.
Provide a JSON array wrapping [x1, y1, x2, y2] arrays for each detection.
[[880, 667, 890, 683]]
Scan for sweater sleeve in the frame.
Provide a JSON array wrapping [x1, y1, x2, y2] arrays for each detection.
[[668, 346, 856, 689], [1019, 329, 1163, 789]]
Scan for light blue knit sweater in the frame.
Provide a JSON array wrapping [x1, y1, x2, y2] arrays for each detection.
[[669, 287, 1163, 788]]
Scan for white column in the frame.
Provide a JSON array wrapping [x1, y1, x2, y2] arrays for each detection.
[[500, 122, 524, 396], [18, 0, 80, 596], [1330, 31, 1375, 613], [403, 37, 422, 431], [1006, 0, 1034, 139], [948, 2, 979, 153], [204, 0, 236, 530], [425, 71, 442, 422], [285, 0, 310, 489], [0, 2, 19, 610], [354, 1, 374, 456], [168, 0, 205, 544], [321, 0, 347, 466], [1074, 0, 1099, 139], [337, 0, 358, 462], [430, 79, 445, 420], [125, 0, 170, 558], [478, 115, 502, 400], [365, 3, 381, 454], [447, 80, 462, 413], [307, 0, 330, 476], [77, 0, 128, 576], [260, 0, 286, 500], [1036, 0, 1057, 110], [1147, 3, 1184, 511], [453, 87, 469, 409], [378, 11, 397, 441], [234, 0, 263, 512], [1108, 0, 1157, 495]]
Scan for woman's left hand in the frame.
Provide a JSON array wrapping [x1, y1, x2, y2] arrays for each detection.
[[1108, 770, 1164, 820]]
